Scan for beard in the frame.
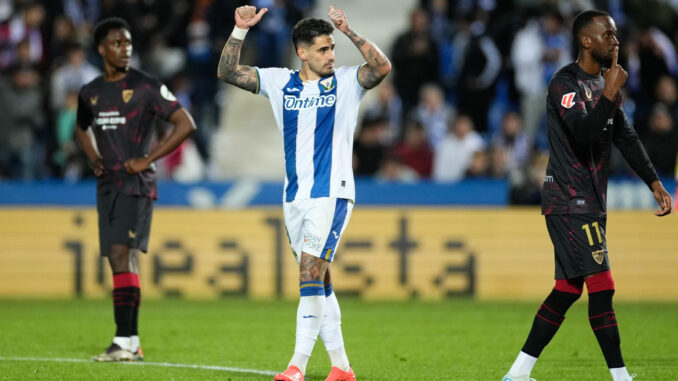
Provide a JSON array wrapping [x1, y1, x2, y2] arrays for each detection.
[[593, 49, 613, 68]]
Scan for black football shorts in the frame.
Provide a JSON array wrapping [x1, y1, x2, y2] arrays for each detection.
[[97, 192, 153, 256], [545, 213, 610, 280]]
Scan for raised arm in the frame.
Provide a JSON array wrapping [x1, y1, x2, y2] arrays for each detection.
[[216, 5, 268, 92], [328, 6, 391, 89]]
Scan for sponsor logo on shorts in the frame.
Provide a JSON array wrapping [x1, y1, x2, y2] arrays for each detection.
[[128, 230, 136, 239], [303, 232, 323, 252], [592, 249, 605, 264]]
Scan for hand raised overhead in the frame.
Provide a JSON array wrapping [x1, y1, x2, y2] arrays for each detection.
[[234, 5, 268, 29]]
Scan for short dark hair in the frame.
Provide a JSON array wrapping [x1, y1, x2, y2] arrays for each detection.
[[291, 18, 334, 50], [93, 17, 131, 46], [572, 10, 610, 48]]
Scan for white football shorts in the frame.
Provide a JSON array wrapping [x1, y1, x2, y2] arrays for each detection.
[[283, 197, 354, 263]]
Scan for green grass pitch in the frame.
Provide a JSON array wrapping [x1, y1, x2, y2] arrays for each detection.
[[0, 299, 676, 380]]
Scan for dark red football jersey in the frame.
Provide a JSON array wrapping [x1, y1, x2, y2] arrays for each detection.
[[542, 63, 658, 215], [77, 69, 181, 199]]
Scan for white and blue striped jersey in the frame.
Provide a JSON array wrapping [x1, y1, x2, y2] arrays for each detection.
[[255, 65, 366, 202]]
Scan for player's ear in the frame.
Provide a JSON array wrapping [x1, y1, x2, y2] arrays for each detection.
[[580, 33, 592, 49], [296, 45, 306, 60], [97, 43, 105, 57]]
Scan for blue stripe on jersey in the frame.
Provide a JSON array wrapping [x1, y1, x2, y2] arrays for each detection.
[[322, 198, 349, 262], [310, 74, 337, 198], [282, 74, 304, 202]]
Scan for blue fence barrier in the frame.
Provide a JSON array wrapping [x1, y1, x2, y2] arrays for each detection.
[[0, 178, 673, 208]]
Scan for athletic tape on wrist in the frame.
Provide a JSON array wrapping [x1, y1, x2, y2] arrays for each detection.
[[231, 26, 248, 40]]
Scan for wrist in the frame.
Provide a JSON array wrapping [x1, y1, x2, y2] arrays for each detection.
[[231, 26, 249, 40]]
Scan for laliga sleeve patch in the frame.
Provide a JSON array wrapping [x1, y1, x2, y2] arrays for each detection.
[[160, 84, 177, 102], [561, 92, 576, 109]]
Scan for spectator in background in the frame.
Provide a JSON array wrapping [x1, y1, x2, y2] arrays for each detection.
[[512, 7, 571, 142], [0, 64, 46, 179], [432, 114, 484, 182], [465, 149, 491, 178], [654, 75, 678, 123], [52, 89, 85, 180], [50, 15, 77, 62], [393, 119, 433, 178], [510, 150, 550, 205], [391, 7, 439, 115], [456, 11, 501, 134], [376, 152, 419, 183], [50, 43, 100, 111], [0, 1, 45, 71], [416, 82, 455, 152], [252, 0, 302, 68], [642, 103, 678, 177], [491, 111, 531, 187], [353, 115, 389, 177], [362, 81, 403, 144]]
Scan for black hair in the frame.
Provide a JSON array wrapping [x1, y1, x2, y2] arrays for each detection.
[[572, 10, 610, 48], [93, 17, 131, 47], [291, 18, 334, 50]]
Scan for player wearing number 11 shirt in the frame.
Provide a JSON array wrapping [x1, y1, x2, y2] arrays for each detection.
[[503, 10, 672, 381]]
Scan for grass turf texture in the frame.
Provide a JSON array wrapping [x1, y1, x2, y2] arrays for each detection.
[[0, 299, 676, 380]]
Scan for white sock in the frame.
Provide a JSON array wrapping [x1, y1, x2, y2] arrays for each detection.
[[610, 367, 632, 381], [130, 335, 140, 353], [112, 336, 131, 351], [320, 291, 350, 371], [290, 294, 326, 373], [289, 352, 310, 374], [508, 351, 538, 377]]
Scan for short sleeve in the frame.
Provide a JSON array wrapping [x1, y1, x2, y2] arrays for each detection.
[[255, 67, 293, 98], [76, 90, 93, 130], [148, 78, 182, 121], [338, 65, 367, 100]]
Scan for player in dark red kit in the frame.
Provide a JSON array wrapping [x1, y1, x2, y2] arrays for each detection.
[[75, 17, 196, 362], [502, 10, 672, 381]]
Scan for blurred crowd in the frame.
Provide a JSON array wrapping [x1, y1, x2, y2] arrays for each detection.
[[1, 0, 678, 205], [0, 0, 314, 181], [352, 0, 678, 204]]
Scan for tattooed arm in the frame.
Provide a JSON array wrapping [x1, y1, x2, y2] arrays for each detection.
[[328, 6, 391, 89], [216, 6, 268, 92]]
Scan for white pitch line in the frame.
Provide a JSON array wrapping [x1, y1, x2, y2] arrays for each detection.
[[0, 356, 277, 376]]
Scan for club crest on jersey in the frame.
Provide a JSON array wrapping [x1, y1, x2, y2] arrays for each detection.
[[122, 89, 134, 103], [592, 249, 605, 265], [320, 77, 335, 92], [561, 92, 576, 108], [90, 96, 98, 106], [584, 87, 592, 101]]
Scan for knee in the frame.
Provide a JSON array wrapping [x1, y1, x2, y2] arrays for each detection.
[[108, 246, 131, 273]]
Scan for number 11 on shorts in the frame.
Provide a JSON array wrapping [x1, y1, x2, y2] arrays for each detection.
[[581, 222, 602, 246]]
